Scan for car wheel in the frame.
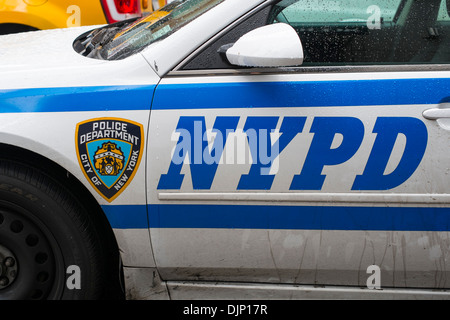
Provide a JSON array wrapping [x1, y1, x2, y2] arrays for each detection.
[[0, 24, 38, 35], [0, 160, 105, 299]]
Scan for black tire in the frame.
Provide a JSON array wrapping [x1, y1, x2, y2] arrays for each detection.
[[0, 24, 38, 35], [0, 160, 105, 299]]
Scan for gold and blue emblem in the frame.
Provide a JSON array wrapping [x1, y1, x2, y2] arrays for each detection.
[[75, 118, 144, 202]]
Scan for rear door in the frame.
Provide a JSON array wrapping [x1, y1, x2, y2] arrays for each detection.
[[147, 0, 450, 289]]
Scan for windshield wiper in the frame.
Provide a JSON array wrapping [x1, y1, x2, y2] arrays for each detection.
[[73, 18, 139, 59], [73, 26, 119, 59]]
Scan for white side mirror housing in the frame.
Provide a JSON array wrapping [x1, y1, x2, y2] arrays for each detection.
[[225, 23, 304, 67]]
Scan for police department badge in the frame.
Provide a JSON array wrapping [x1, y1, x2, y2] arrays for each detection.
[[76, 118, 144, 202]]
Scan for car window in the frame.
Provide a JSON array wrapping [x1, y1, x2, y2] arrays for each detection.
[[438, 0, 450, 21], [182, 0, 449, 70], [268, 0, 446, 66], [273, 0, 400, 25]]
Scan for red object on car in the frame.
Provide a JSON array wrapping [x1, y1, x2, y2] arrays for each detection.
[[101, 0, 142, 23]]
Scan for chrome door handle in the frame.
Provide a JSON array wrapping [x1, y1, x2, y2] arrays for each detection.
[[423, 105, 450, 120]]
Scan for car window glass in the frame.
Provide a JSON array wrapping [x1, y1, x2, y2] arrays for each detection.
[[438, 0, 450, 21], [183, 0, 450, 71], [274, 0, 400, 25], [268, 0, 448, 66]]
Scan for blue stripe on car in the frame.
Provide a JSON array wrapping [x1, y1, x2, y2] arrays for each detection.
[[102, 204, 450, 232], [0, 85, 155, 113], [1, 77, 450, 113], [153, 78, 450, 109]]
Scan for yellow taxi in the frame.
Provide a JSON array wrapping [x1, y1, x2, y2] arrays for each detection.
[[0, 0, 171, 34]]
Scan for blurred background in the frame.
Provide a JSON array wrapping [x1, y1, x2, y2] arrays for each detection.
[[0, 0, 174, 34]]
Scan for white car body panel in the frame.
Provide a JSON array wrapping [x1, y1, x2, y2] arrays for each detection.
[[0, 27, 161, 269], [0, 26, 159, 89], [146, 70, 450, 289]]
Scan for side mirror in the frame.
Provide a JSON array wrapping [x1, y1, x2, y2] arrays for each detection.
[[223, 23, 303, 68]]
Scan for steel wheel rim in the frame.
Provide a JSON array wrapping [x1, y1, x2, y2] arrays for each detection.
[[0, 203, 63, 300]]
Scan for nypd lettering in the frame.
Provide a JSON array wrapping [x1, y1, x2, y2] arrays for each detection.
[[158, 116, 428, 191], [76, 118, 144, 202]]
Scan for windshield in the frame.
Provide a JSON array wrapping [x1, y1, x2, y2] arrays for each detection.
[[99, 0, 225, 60]]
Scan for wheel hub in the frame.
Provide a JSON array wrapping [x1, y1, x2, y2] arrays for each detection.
[[0, 207, 57, 299], [0, 245, 18, 289]]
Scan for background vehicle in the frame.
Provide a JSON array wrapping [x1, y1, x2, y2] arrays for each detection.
[[0, 0, 172, 35]]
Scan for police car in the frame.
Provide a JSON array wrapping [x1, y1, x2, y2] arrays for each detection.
[[1, 0, 450, 300]]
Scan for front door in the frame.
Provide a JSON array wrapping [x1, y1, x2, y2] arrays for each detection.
[[147, 0, 450, 289]]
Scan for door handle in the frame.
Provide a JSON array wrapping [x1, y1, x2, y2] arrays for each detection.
[[423, 104, 450, 120]]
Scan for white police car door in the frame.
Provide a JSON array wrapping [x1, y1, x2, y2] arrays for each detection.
[[148, 0, 450, 289]]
